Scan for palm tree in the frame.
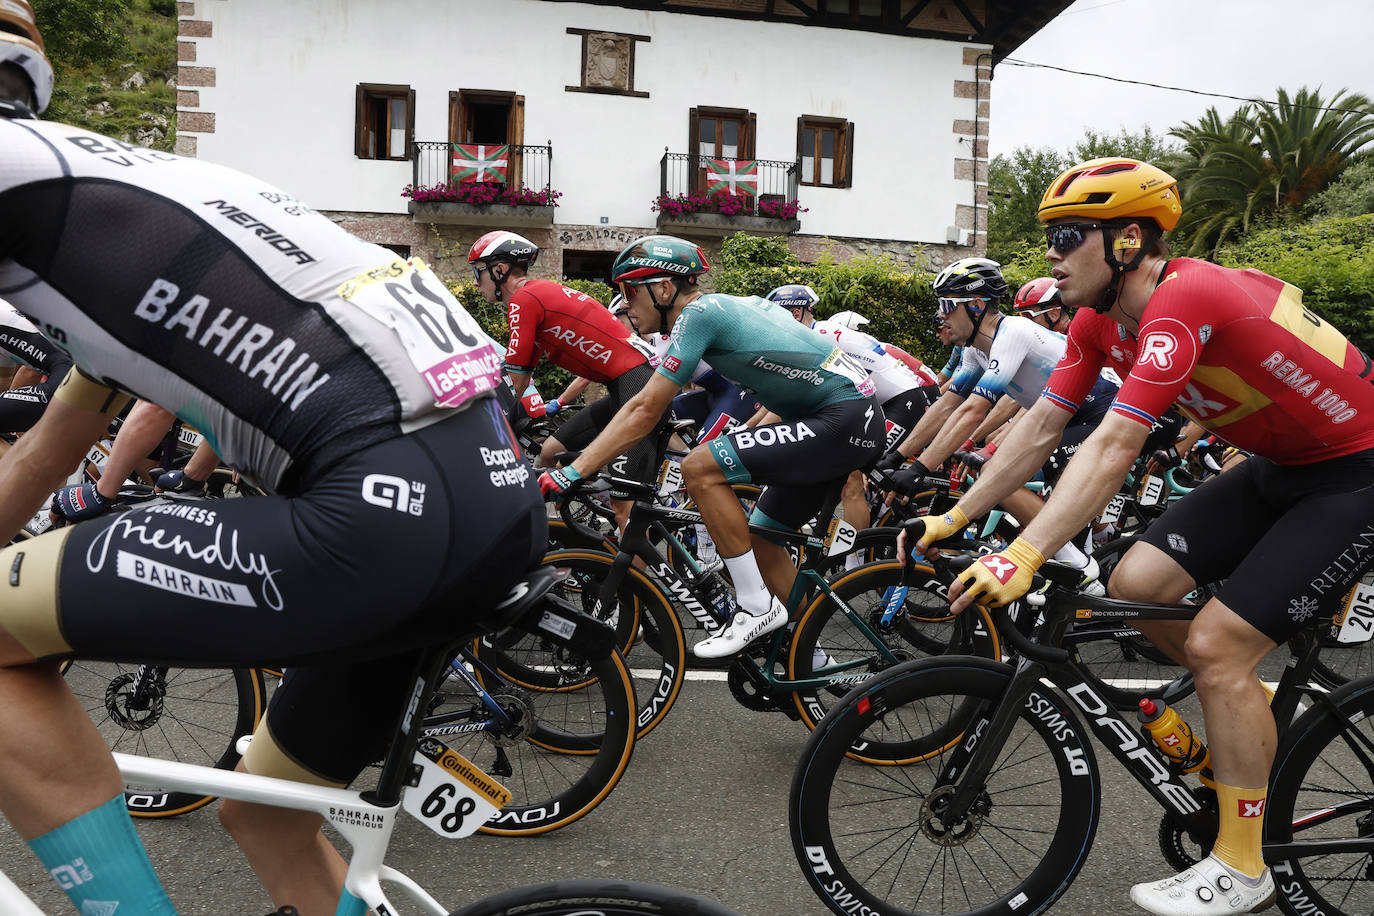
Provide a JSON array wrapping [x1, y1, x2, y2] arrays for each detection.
[[1167, 87, 1374, 257]]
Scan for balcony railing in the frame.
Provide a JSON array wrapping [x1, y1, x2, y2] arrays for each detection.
[[658, 152, 800, 217], [411, 141, 552, 195]]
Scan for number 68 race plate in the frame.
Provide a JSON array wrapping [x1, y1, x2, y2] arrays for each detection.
[[402, 738, 510, 838]]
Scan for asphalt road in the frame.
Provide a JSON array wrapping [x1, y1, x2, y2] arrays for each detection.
[[0, 656, 1267, 916]]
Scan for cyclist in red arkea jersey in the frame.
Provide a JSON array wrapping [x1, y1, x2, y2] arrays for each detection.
[[469, 231, 668, 531], [930, 158, 1374, 916]]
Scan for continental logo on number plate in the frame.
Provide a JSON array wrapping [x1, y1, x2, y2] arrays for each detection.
[[418, 740, 510, 807], [1075, 608, 1093, 619]]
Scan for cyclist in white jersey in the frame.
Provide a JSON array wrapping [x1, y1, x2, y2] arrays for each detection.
[[0, 31, 543, 914]]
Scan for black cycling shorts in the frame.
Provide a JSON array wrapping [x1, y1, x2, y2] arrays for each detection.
[[0, 384, 49, 434], [552, 362, 669, 489], [707, 396, 885, 532], [10, 398, 546, 782], [881, 388, 929, 452], [1137, 447, 1374, 643]]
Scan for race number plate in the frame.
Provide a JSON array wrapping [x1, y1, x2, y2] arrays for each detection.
[[85, 438, 112, 471], [402, 738, 509, 838], [825, 518, 858, 557], [177, 424, 203, 450], [1137, 474, 1165, 508], [1335, 575, 1374, 645], [656, 459, 683, 497], [337, 258, 503, 408], [1099, 495, 1125, 525]]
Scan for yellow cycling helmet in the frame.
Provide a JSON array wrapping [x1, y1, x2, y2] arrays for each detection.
[[1038, 158, 1181, 231]]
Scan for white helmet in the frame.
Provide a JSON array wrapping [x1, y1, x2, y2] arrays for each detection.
[[607, 293, 627, 316], [0, 0, 51, 114], [828, 310, 870, 330]]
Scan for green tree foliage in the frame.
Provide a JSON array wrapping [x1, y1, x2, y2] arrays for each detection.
[[1072, 125, 1177, 164], [1167, 88, 1374, 257], [1215, 214, 1374, 353], [1306, 158, 1374, 219], [32, 0, 130, 66]]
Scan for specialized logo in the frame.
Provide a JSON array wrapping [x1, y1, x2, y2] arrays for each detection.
[[1138, 331, 1178, 370], [362, 473, 427, 515], [50, 858, 94, 889], [1238, 798, 1266, 818], [979, 555, 1018, 585]]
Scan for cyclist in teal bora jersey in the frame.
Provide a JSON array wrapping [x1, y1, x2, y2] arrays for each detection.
[[538, 236, 884, 659]]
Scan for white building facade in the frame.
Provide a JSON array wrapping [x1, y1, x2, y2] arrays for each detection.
[[175, 0, 1064, 280]]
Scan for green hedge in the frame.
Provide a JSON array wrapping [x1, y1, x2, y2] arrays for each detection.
[[1215, 214, 1374, 353]]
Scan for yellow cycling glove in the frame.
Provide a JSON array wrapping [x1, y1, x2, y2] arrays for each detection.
[[955, 537, 1045, 607], [917, 506, 969, 547]]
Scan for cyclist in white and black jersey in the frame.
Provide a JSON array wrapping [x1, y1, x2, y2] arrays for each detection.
[[0, 297, 71, 434], [880, 258, 1117, 579], [0, 41, 543, 915]]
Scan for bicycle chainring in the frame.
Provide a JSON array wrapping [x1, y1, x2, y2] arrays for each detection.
[[727, 650, 789, 713], [1158, 785, 1218, 871]]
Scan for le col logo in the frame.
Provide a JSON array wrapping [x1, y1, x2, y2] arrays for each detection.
[[362, 473, 426, 516]]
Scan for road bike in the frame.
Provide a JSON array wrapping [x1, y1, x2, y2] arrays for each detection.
[[789, 527, 1374, 916], [2, 568, 734, 915]]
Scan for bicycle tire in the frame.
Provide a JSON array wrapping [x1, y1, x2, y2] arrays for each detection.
[[788, 560, 1001, 762], [448, 880, 743, 916], [790, 656, 1100, 916], [60, 661, 266, 817], [1265, 676, 1374, 916], [540, 549, 687, 739], [424, 646, 636, 837]]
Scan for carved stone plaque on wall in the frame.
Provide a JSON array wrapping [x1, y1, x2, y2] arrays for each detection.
[[567, 28, 650, 99]]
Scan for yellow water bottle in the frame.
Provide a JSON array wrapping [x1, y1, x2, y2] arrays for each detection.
[[1137, 697, 1213, 783]]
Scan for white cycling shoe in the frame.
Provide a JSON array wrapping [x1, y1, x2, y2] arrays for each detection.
[[1129, 855, 1275, 915], [692, 599, 787, 659]]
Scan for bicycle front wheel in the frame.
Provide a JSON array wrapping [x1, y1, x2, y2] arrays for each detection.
[[789, 559, 1000, 760], [425, 646, 636, 837], [791, 657, 1100, 916], [1265, 677, 1374, 916], [61, 662, 267, 817], [449, 879, 742, 915]]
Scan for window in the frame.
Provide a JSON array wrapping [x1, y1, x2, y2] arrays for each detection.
[[355, 83, 414, 160], [688, 107, 756, 194], [798, 116, 855, 188], [449, 90, 527, 187]]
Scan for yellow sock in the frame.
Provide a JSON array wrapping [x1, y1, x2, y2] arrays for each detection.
[[1211, 781, 1268, 878]]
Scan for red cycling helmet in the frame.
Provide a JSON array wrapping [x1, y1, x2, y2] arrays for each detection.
[[1012, 277, 1061, 313]]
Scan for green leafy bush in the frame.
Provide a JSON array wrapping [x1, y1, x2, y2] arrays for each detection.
[[1215, 214, 1374, 352]]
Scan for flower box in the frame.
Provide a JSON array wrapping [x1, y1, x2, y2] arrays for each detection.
[[655, 211, 801, 237], [407, 201, 556, 228]]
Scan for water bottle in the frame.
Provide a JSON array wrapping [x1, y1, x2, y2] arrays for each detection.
[[1138, 697, 1213, 781]]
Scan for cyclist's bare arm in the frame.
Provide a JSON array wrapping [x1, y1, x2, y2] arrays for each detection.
[[505, 369, 532, 394], [90, 400, 176, 500], [892, 386, 964, 458], [744, 403, 775, 428], [917, 392, 994, 470], [948, 412, 1147, 613], [969, 396, 1020, 446], [938, 397, 1072, 525], [556, 375, 591, 404]]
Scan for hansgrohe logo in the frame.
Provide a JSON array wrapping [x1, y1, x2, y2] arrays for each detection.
[[751, 355, 824, 385]]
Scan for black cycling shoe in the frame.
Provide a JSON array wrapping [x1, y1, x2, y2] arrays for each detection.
[[263, 907, 299, 916]]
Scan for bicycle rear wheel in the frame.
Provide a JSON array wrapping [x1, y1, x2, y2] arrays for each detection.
[[424, 646, 636, 837], [449, 880, 742, 915], [1265, 677, 1374, 916], [61, 662, 266, 817], [790, 657, 1099, 916]]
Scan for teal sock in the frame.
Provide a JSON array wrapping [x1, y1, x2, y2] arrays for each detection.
[[29, 794, 177, 915]]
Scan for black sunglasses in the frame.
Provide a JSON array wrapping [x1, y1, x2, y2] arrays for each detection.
[[1044, 222, 1104, 254]]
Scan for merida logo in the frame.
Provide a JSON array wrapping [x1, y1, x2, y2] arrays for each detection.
[[751, 356, 824, 386]]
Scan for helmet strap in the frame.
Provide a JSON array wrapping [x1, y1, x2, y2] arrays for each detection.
[[961, 301, 989, 347], [490, 262, 512, 302], [646, 279, 683, 336], [1094, 227, 1148, 315]]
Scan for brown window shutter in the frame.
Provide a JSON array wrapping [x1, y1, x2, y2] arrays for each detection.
[[841, 120, 855, 188], [354, 84, 367, 158], [744, 112, 757, 159], [447, 91, 459, 145], [508, 95, 526, 146], [405, 89, 416, 160]]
